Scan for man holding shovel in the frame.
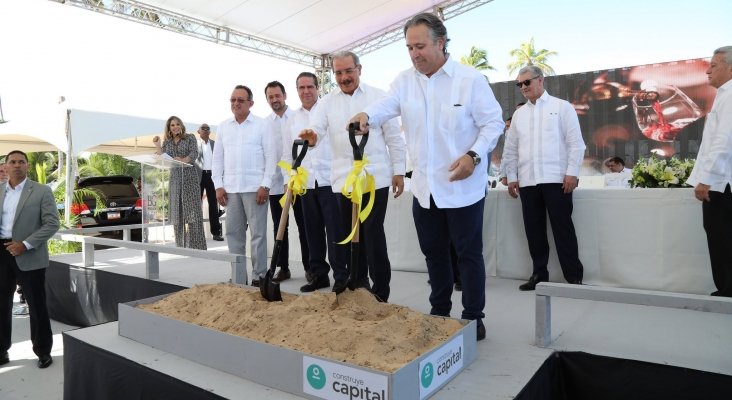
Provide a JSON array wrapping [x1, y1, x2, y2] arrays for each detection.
[[348, 13, 504, 340], [299, 51, 406, 301]]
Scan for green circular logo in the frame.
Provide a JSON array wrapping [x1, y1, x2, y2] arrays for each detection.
[[306, 364, 327, 390], [421, 362, 434, 388]]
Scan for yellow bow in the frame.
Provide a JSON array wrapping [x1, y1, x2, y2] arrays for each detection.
[[338, 156, 375, 244], [278, 160, 308, 207]]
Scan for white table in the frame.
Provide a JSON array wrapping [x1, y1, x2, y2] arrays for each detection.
[[383, 187, 715, 295]]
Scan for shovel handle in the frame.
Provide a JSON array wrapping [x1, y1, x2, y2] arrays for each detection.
[[348, 123, 368, 161], [292, 139, 309, 169]]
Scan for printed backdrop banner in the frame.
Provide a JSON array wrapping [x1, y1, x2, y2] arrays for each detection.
[[490, 58, 713, 175]]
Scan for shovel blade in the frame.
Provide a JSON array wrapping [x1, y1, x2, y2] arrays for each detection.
[[260, 269, 282, 302]]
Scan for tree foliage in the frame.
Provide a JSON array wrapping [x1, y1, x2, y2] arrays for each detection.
[[460, 46, 496, 72], [507, 37, 558, 76], [78, 153, 140, 180]]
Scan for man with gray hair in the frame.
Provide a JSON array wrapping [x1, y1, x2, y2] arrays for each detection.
[[299, 50, 406, 301], [686, 45, 732, 297], [502, 65, 586, 291], [349, 13, 504, 340]]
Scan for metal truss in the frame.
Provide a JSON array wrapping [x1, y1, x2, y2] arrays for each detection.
[[50, 0, 323, 68], [341, 0, 495, 57], [50, 0, 493, 70]]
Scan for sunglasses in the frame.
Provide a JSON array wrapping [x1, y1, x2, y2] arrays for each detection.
[[200, 126, 210, 131], [516, 76, 540, 88], [230, 97, 250, 103]]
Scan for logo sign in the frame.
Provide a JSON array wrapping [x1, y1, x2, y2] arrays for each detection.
[[418, 335, 464, 399], [303, 356, 388, 400]]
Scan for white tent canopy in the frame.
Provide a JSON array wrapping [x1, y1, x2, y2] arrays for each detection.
[[70, 109, 212, 156], [0, 106, 211, 157]]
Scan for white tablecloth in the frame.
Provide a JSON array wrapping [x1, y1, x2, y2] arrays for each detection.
[[383, 187, 715, 295]]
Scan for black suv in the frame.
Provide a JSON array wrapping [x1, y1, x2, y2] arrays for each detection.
[[73, 175, 142, 239]]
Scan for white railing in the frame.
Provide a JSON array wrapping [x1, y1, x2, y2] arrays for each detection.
[[53, 229, 246, 284], [535, 282, 732, 347]]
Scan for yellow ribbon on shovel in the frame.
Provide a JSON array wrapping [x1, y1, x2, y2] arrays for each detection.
[[277, 160, 308, 208], [338, 156, 375, 244]]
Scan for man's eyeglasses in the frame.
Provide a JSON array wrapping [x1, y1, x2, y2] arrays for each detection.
[[230, 97, 250, 103], [516, 76, 540, 88], [200, 126, 210, 131]]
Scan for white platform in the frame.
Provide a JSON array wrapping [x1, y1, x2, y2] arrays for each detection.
[[2, 240, 731, 400]]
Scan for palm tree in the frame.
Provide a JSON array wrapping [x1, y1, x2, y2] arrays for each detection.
[[507, 37, 558, 76], [78, 153, 140, 181], [460, 46, 496, 72]]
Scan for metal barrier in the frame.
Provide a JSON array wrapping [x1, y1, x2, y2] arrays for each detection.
[[53, 231, 246, 285], [535, 282, 732, 347]]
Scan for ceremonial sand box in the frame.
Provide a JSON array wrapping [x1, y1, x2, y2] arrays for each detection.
[[137, 283, 462, 372]]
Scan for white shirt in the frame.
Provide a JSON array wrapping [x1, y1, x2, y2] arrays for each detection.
[[502, 91, 586, 186], [686, 79, 732, 192], [199, 139, 213, 170], [1, 178, 33, 249], [604, 167, 632, 187], [212, 113, 276, 193], [267, 107, 293, 196], [309, 83, 406, 192], [281, 102, 333, 189], [365, 57, 504, 208]]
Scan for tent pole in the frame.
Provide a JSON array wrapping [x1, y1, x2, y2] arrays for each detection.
[[64, 109, 73, 225]]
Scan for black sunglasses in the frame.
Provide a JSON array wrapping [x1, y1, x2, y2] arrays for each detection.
[[516, 76, 540, 88], [200, 126, 210, 131]]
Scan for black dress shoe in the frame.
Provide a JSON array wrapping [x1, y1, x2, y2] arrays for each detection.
[[477, 324, 486, 341], [300, 276, 330, 292], [273, 269, 291, 282], [332, 280, 348, 294], [567, 278, 582, 285], [305, 270, 313, 283], [519, 275, 545, 291], [212, 235, 224, 241], [251, 279, 260, 288], [37, 354, 53, 369], [0, 351, 9, 365]]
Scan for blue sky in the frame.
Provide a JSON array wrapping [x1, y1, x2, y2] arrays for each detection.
[[1, 0, 730, 125]]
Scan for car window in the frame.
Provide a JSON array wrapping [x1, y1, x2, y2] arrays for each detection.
[[83, 183, 138, 199]]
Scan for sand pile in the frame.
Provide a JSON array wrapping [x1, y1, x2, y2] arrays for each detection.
[[139, 283, 463, 372]]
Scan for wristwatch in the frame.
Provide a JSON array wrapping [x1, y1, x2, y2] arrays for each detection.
[[261, 186, 270, 192], [467, 151, 481, 166]]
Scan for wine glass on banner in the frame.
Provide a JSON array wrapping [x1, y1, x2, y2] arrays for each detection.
[[632, 80, 702, 142]]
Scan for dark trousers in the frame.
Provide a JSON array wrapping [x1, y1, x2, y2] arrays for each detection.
[[413, 196, 485, 323], [703, 184, 732, 297], [301, 182, 348, 282], [269, 193, 311, 271], [337, 187, 391, 301], [519, 183, 584, 282], [1, 244, 53, 357], [200, 170, 222, 236]]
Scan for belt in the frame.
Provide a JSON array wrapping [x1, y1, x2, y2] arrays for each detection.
[[202, 170, 212, 173], [1, 238, 12, 242]]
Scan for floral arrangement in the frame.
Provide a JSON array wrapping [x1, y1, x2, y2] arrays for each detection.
[[630, 154, 695, 188]]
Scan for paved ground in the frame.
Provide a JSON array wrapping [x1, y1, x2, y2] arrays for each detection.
[[2, 239, 731, 399]]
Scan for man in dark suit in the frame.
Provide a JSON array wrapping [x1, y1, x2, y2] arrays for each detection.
[[196, 124, 223, 241], [0, 150, 60, 368]]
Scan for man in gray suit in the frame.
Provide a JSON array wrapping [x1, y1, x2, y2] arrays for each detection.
[[0, 150, 60, 368], [196, 124, 223, 241]]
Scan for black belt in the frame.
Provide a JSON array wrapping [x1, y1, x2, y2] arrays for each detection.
[[202, 170, 212, 174], [1, 238, 12, 242]]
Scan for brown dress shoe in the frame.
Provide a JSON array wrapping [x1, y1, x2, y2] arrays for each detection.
[[273, 269, 291, 282]]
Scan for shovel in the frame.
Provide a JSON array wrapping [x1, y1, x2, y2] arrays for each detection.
[[344, 122, 370, 292], [261, 139, 309, 301]]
